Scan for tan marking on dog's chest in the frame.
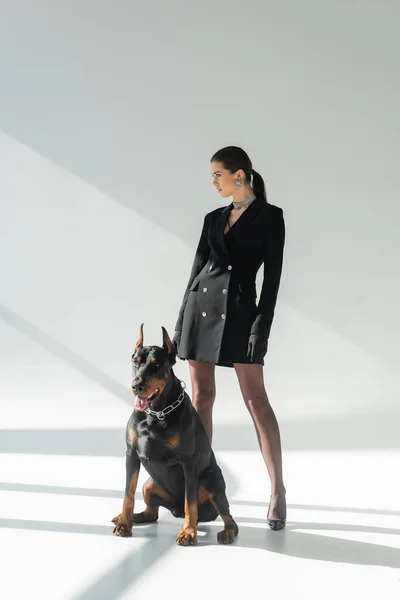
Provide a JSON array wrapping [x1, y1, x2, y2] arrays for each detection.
[[166, 434, 180, 449], [127, 425, 137, 446]]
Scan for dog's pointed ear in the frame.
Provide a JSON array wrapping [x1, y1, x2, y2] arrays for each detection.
[[161, 326, 175, 357], [135, 323, 144, 351]]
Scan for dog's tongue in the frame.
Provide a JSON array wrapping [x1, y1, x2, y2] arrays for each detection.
[[135, 396, 148, 411]]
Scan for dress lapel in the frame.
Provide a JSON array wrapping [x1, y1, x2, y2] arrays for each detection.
[[214, 204, 231, 261]]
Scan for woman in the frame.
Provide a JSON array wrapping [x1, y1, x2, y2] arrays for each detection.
[[173, 146, 286, 530]]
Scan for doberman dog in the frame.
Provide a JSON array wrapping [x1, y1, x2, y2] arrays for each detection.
[[112, 324, 239, 546]]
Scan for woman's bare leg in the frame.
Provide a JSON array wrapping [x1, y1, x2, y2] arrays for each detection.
[[234, 363, 286, 522], [189, 360, 216, 443]]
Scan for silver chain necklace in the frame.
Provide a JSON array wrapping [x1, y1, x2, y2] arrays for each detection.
[[232, 191, 256, 209], [144, 380, 186, 421]]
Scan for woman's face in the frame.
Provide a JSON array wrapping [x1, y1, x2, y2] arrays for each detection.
[[211, 161, 242, 198]]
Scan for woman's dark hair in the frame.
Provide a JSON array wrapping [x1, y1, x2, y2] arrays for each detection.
[[211, 145, 267, 202]]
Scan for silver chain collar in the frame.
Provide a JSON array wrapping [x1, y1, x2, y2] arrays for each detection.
[[233, 191, 256, 209], [144, 380, 186, 421]]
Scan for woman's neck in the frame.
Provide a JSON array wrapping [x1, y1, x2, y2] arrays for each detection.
[[231, 186, 256, 210], [232, 185, 253, 204]]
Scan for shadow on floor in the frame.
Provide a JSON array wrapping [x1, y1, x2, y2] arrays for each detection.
[[1, 514, 399, 572]]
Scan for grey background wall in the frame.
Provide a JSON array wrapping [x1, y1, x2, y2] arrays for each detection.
[[1, 1, 399, 447]]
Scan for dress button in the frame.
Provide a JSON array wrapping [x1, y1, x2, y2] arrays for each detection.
[[222, 289, 227, 294], [202, 312, 207, 317], [221, 314, 225, 319], [203, 287, 207, 293], [228, 265, 232, 270]]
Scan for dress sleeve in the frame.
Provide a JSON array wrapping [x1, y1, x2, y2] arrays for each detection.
[[250, 207, 285, 340], [174, 213, 211, 332]]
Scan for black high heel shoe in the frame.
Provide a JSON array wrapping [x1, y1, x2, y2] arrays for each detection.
[[267, 496, 286, 531]]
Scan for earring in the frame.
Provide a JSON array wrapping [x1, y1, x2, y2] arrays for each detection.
[[235, 179, 242, 188]]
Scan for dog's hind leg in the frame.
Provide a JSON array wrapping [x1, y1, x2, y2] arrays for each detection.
[[197, 486, 218, 522], [131, 477, 174, 524], [199, 467, 239, 544]]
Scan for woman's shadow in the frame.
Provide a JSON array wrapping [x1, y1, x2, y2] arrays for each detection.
[[195, 458, 400, 568], [195, 514, 400, 569]]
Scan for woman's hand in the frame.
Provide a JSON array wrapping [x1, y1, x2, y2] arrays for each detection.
[[247, 334, 268, 363]]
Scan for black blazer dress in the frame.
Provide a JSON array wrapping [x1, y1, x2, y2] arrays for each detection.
[[174, 196, 285, 367]]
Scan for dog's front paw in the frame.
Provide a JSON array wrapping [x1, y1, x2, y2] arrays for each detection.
[[217, 526, 237, 544], [176, 526, 197, 546], [112, 514, 133, 537]]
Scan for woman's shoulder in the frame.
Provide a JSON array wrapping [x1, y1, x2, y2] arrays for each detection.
[[203, 204, 230, 221], [210, 204, 231, 215], [260, 199, 283, 212], [265, 202, 284, 218], [250, 199, 284, 221]]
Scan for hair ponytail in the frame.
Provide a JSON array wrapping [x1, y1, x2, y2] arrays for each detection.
[[251, 169, 267, 202]]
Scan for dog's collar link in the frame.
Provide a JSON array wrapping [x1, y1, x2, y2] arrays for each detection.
[[145, 381, 186, 421]]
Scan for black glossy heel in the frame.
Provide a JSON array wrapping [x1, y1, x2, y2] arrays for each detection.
[[267, 516, 286, 531], [267, 496, 286, 531]]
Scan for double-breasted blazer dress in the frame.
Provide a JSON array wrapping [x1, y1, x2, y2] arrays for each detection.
[[174, 196, 285, 367]]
